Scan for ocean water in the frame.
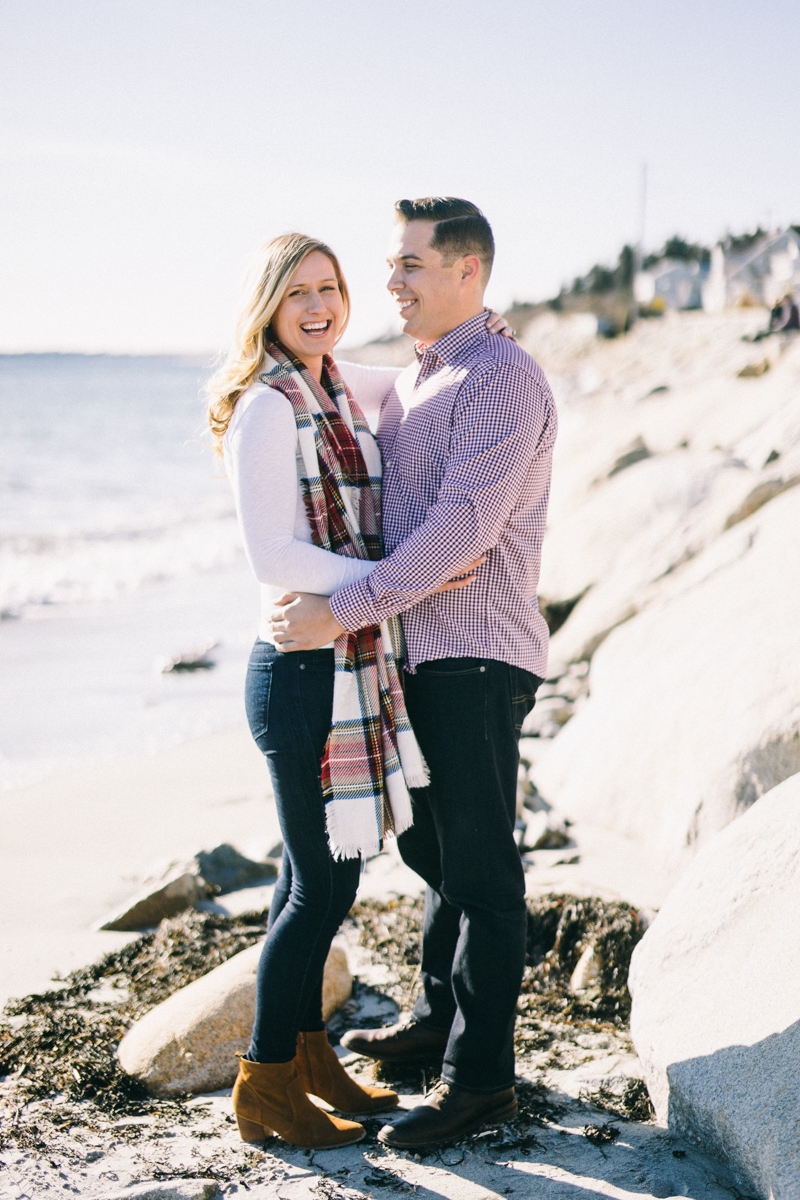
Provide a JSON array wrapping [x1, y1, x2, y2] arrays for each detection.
[[0, 355, 261, 792]]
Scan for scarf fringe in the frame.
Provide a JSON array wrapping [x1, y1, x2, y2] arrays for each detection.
[[396, 727, 430, 791], [325, 765, 416, 862], [325, 801, 383, 862]]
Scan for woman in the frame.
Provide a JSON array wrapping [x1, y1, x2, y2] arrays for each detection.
[[207, 233, 505, 1150]]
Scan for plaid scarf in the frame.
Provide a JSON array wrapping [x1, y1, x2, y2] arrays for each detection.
[[259, 341, 428, 860]]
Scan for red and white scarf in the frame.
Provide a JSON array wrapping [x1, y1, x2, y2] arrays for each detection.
[[259, 341, 427, 859]]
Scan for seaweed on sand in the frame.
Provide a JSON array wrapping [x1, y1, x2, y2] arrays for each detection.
[[348, 893, 643, 1046], [0, 891, 647, 1161], [583, 1121, 621, 1151], [347, 896, 425, 1007], [347, 893, 647, 1129], [0, 908, 269, 1116], [580, 1078, 655, 1122], [519, 894, 643, 1022]]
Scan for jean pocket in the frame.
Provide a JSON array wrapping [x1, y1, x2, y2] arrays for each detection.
[[414, 657, 487, 715], [245, 660, 273, 745], [415, 656, 485, 677], [512, 670, 542, 733]]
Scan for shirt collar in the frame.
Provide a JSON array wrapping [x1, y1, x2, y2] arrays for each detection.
[[414, 311, 489, 367]]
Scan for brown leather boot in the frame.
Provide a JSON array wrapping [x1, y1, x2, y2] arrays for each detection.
[[340, 1020, 448, 1062], [294, 1030, 399, 1116], [232, 1055, 365, 1148], [378, 1081, 518, 1148]]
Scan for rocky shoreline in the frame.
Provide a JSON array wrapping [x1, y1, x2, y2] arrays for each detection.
[[1, 890, 742, 1200]]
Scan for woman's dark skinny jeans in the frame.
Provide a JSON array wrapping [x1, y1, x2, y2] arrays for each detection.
[[244, 641, 360, 1064]]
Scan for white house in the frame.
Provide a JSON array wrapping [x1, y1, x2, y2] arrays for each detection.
[[703, 228, 800, 313], [634, 259, 706, 311]]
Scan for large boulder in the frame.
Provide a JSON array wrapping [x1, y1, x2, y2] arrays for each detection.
[[533, 484, 800, 870], [628, 773, 800, 1200], [96, 844, 278, 931], [99, 1183, 218, 1200], [540, 448, 742, 608], [546, 450, 800, 669], [118, 940, 351, 1097], [97, 870, 209, 932], [531, 311, 793, 522], [540, 449, 761, 665], [532, 314, 800, 668], [194, 843, 278, 894]]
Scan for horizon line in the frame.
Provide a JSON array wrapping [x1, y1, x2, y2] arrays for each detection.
[[0, 349, 220, 361]]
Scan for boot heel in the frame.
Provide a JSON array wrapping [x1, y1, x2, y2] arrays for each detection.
[[237, 1116, 271, 1142]]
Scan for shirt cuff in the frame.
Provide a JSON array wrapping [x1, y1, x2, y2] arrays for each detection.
[[329, 577, 382, 632]]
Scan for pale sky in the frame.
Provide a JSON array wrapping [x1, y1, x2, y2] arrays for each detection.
[[2, 0, 800, 353]]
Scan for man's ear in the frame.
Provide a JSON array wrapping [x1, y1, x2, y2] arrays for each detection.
[[459, 254, 482, 286]]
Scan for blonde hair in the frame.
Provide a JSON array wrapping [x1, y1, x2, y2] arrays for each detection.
[[206, 233, 350, 454]]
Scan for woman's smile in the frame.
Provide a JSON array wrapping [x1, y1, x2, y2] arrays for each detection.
[[299, 318, 333, 338]]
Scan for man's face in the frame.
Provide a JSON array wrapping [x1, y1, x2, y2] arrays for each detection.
[[386, 220, 465, 346]]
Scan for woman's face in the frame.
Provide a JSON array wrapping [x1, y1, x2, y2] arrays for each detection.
[[272, 251, 345, 370]]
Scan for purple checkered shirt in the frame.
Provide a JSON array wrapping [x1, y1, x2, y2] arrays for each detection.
[[330, 311, 558, 676]]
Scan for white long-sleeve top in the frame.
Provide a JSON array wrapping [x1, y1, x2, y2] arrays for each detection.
[[223, 360, 400, 645]]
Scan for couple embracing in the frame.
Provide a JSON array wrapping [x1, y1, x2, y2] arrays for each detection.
[[206, 196, 557, 1151]]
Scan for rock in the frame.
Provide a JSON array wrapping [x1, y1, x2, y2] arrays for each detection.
[[628, 773, 800, 1200], [99, 1181, 218, 1200], [322, 941, 352, 1020], [532, 317, 800, 671], [538, 592, 586, 637], [194, 843, 278, 894], [737, 357, 770, 377], [569, 944, 599, 993], [158, 641, 218, 674], [723, 474, 800, 529], [97, 870, 208, 932], [521, 810, 570, 852], [521, 311, 599, 364], [520, 664, 590, 738], [118, 939, 352, 1096], [522, 810, 549, 850], [550, 437, 786, 673], [607, 435, 652, 477], [97, 844, 279, 930], [522, 693, 576, 738], [543, 450, 769, 668], [538, 449, 758, 620], [533, 485, 800, 870]]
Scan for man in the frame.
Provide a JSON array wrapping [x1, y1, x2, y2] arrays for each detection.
[[271, 197, 557, 1147], [778, 292, 800, 331]]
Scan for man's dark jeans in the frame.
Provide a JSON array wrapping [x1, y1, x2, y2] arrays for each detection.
[[398, 656, 541, 1093]]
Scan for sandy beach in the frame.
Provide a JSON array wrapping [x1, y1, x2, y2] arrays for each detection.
[[0, 724, 278, 1009]]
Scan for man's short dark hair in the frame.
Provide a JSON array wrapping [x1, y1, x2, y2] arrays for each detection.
[[394, 196, 495, 281]]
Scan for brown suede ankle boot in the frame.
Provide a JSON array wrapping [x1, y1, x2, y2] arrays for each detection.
[[232, 1055, 365, 1148], [294, 1031, 399, 1116]]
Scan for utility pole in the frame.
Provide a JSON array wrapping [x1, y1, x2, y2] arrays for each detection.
[[630, 161, 648, 330], [639, 161, 648, 259]]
